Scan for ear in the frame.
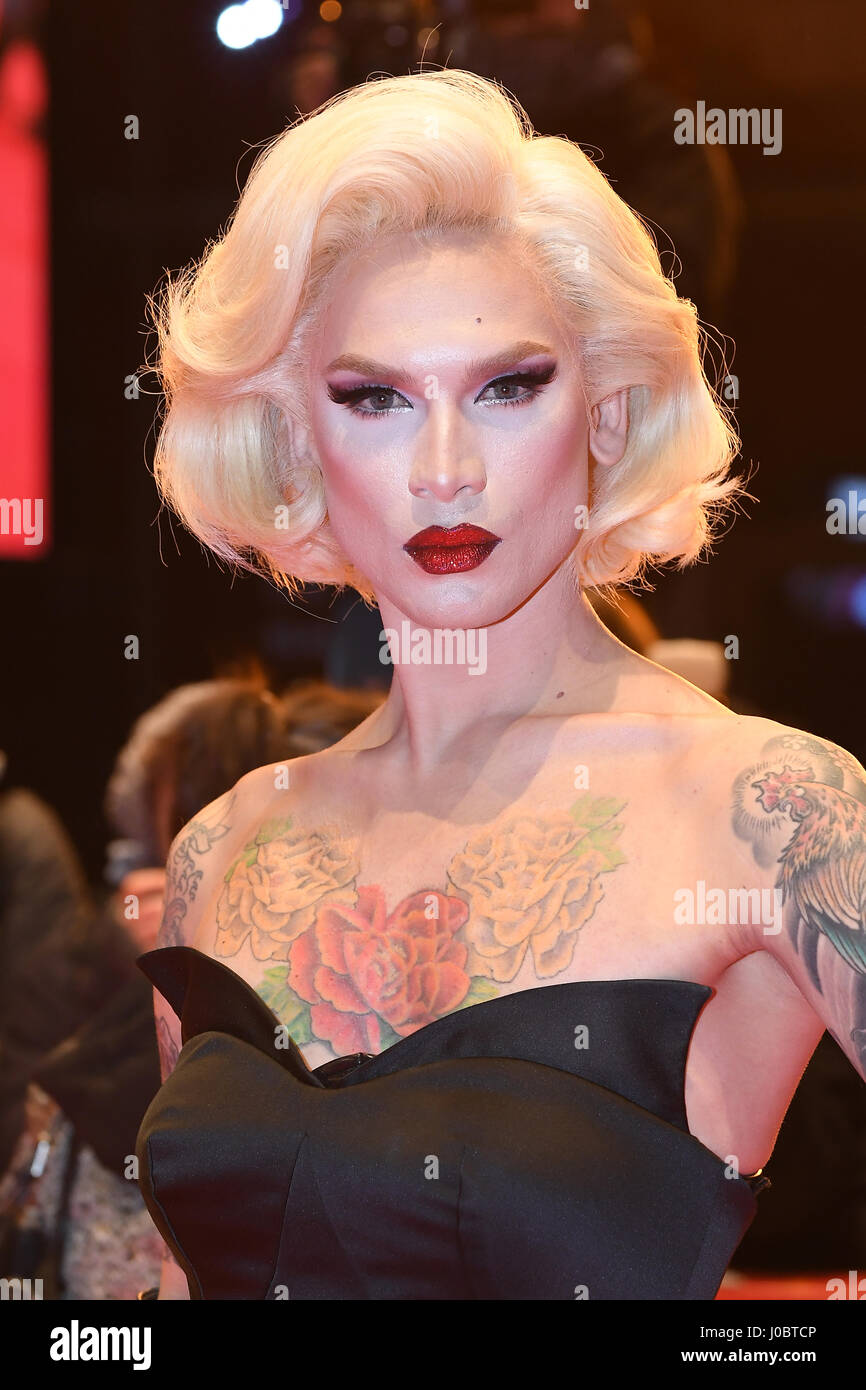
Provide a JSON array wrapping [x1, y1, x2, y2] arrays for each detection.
[[589, 388, 629, 466]]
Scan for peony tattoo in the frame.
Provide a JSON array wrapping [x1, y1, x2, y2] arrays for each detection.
[[215, 795, 627, 1059], [215, 816, 360, 960], [448, 799, 626, 982]]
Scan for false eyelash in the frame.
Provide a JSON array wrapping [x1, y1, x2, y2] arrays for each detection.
[[327, 364, 557, 417], [326, 383, 401, 411], [476, 365, 557, 407]]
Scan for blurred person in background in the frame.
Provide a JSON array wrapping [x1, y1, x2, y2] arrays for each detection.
[[108, 674, 384, 957], [0, 755, 96, 1181], [0, 671, 382, 1297]]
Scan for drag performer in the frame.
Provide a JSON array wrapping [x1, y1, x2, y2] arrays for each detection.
[[135, 69, 866, 1300]]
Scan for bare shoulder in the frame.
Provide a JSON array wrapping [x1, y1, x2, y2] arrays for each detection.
[[149, 759, 328, 1106], [680, 709, 861, 817], [715, 713, 865, 878], [156, 758, 320, 952], [705, 711, 864, 914], [715, 714, 866, 1083], [179, 752, 343, 957]]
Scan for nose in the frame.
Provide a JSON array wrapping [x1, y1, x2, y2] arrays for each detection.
[[407, 402, 487, 503]]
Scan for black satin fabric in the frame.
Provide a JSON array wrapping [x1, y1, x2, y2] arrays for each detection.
[[135, 946, 765, 1300]]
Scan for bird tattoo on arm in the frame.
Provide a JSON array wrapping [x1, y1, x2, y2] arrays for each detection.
[[733, 730, 866, 1082]]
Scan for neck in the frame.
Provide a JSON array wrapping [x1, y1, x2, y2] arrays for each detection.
[[368, 568, 642, 777]]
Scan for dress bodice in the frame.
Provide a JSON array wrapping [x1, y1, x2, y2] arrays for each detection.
[[135, 945, 767, 1300]]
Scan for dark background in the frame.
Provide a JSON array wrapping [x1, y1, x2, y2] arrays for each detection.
[[1, 0, 864, 885]]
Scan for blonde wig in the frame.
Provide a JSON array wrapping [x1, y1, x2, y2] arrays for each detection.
[[147, 68, 743, 605]]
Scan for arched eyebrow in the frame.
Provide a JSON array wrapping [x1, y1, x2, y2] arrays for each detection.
[[324, 340, 555, 388]]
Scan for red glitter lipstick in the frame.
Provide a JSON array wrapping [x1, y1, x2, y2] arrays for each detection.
[[403, 524, 502, 575]]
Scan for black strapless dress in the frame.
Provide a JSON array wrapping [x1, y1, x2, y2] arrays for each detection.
[[134, 945, 769, 1300]]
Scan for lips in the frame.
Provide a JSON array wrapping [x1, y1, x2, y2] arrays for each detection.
[[403, 524, 502, 575]]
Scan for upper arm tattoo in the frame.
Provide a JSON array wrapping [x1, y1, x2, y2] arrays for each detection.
[[153, 792, 238, 1090], [732, 730, 866, 1080], [155, 1004, 180, 1081], [161, 1238, 181, 1271], [156, 790, 238, 948]]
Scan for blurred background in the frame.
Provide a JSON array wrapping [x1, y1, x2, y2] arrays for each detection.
[[0, 0, 864, 1297]]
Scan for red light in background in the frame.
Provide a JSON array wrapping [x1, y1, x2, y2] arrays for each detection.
[[0, 37, 49, 557]]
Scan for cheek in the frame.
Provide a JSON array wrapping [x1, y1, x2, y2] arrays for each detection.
[[310, 411, 367, 508], [545, 394, 589, 463], [319, 459, 369, 535], [512, 407, 589, 547], [503, 399, 588, 495], [312, 425, 396, 554], [544, 411, 589, 522], [510, 382, 587, 452]]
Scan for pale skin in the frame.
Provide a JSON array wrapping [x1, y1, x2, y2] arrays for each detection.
[[152, 231, 866, 1297]]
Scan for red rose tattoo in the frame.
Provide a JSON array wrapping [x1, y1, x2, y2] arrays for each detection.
[[287, 885, 471, 1054]]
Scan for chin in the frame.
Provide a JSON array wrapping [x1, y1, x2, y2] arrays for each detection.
[[377, 569, 536, 631]]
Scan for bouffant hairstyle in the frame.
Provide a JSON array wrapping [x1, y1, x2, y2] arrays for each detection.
[[147, 68, 742, 604]]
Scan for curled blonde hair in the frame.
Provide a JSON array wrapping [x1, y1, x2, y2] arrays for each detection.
[[146, 68, 744, 604]]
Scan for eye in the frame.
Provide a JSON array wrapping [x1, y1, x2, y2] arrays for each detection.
[[325, 363, 556, 418], [475, 366, 557, 408], [326, 384, 411, 417]]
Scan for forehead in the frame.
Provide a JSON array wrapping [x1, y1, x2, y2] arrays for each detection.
[[309, 230, 564, 368]]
